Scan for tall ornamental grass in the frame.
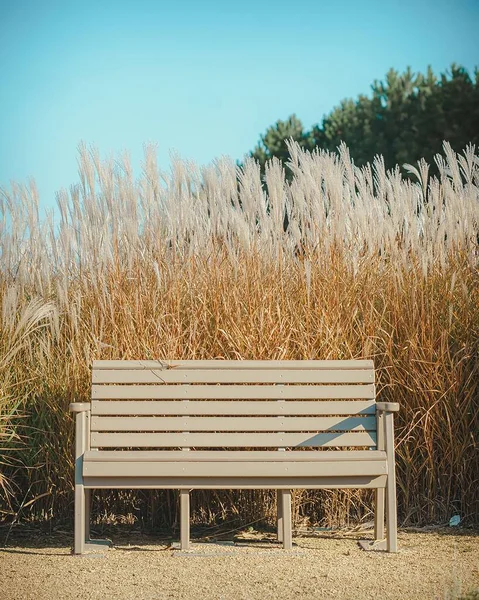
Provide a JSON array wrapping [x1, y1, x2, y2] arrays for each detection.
[[0, 140, 478, 528]]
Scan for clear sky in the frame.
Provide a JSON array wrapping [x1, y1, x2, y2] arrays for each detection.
[[1, 0, 478, 213]]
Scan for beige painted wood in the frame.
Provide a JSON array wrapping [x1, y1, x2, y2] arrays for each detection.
[[375, 411, 385, 541], [92, 399, 376, 416], [71, 359, 398, 552], [277, 490, 283, 542], [83, 450, 387, 462], [70, 402, 91, 413], [83, 474, 387, 489], [74, 410, 87, 555], [84, 412, 91, 452], [90, 416, 377, 432], [92, 369, 375, 385], [181, 398, 190, 452], [180, 490, 190, 550], [91, 384, 376, 400], [376, 402, 400, 412], [90, 431, 377, 448], [74, 485, 86, 554], [281, 490, 292, 549], [93, 360, 374, 370], [73, 409, 113, 554], [83, 460, 387, 478], [385, 411, 398, 552]]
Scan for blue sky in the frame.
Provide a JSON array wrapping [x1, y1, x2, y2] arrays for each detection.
[[1, 0, 478, 213]]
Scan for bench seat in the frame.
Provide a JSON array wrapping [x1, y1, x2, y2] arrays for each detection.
[[83, 450, 388, 479]]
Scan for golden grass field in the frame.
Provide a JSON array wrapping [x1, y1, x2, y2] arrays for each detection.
[[0, 140, 478, 530]]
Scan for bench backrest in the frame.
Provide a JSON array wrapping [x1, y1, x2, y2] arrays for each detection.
[[90, 360, 376, 451]]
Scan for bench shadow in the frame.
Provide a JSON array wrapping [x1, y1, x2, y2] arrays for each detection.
[[0, 525, 173, 555], [1, 525, 477, 556]]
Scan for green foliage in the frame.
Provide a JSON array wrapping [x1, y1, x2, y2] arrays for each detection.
[[250, 115, 314, 176], [250, 64, 479, 178]]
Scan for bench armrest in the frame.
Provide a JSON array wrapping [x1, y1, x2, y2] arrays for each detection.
[[376, 402, 399, 413], [69, 402, 91, 413]]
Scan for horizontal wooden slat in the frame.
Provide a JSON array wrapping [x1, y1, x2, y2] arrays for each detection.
[[83, 460, 387, 478], [91, 416, 376, 432], [91, 400, 376, 416], [83, 450, 387, 462], [83, 475, 387, 490], [92, 369, 374, 384], [91, 431, 377, 448], [93, 360, 374, 370], [91, 384, 376, 400]]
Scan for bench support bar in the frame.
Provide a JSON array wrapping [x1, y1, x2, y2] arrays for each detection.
[[180, 490, 190, 550], [277, 490, 283, 543], [385, 411, 398, 552], [280, 489, 292, 549], [74, 484, 86, 554], [83, 475, 386, 489], [374, 411, 385, 541], [74, 410, 88, 555]]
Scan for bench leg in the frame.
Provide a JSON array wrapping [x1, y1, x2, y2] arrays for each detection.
[[280, 490, 292, 550], [386, 473, 398, 552], [385, 411, 398, 553], [277, 490, 283, 543], [74, 484, 86, 554], [180, 490, 190, 550], [374, 487, 385, 541]]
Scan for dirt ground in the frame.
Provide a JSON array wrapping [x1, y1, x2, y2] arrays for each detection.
[[1, 528, 478, 600]]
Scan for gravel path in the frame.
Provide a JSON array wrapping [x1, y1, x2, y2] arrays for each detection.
[[1, 529, 478, 600]]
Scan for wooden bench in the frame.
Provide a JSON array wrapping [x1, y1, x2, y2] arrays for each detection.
[[70, 359, 399, 553]]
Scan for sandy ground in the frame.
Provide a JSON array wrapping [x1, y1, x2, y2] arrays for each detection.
[[1, 528, 478, 600]]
